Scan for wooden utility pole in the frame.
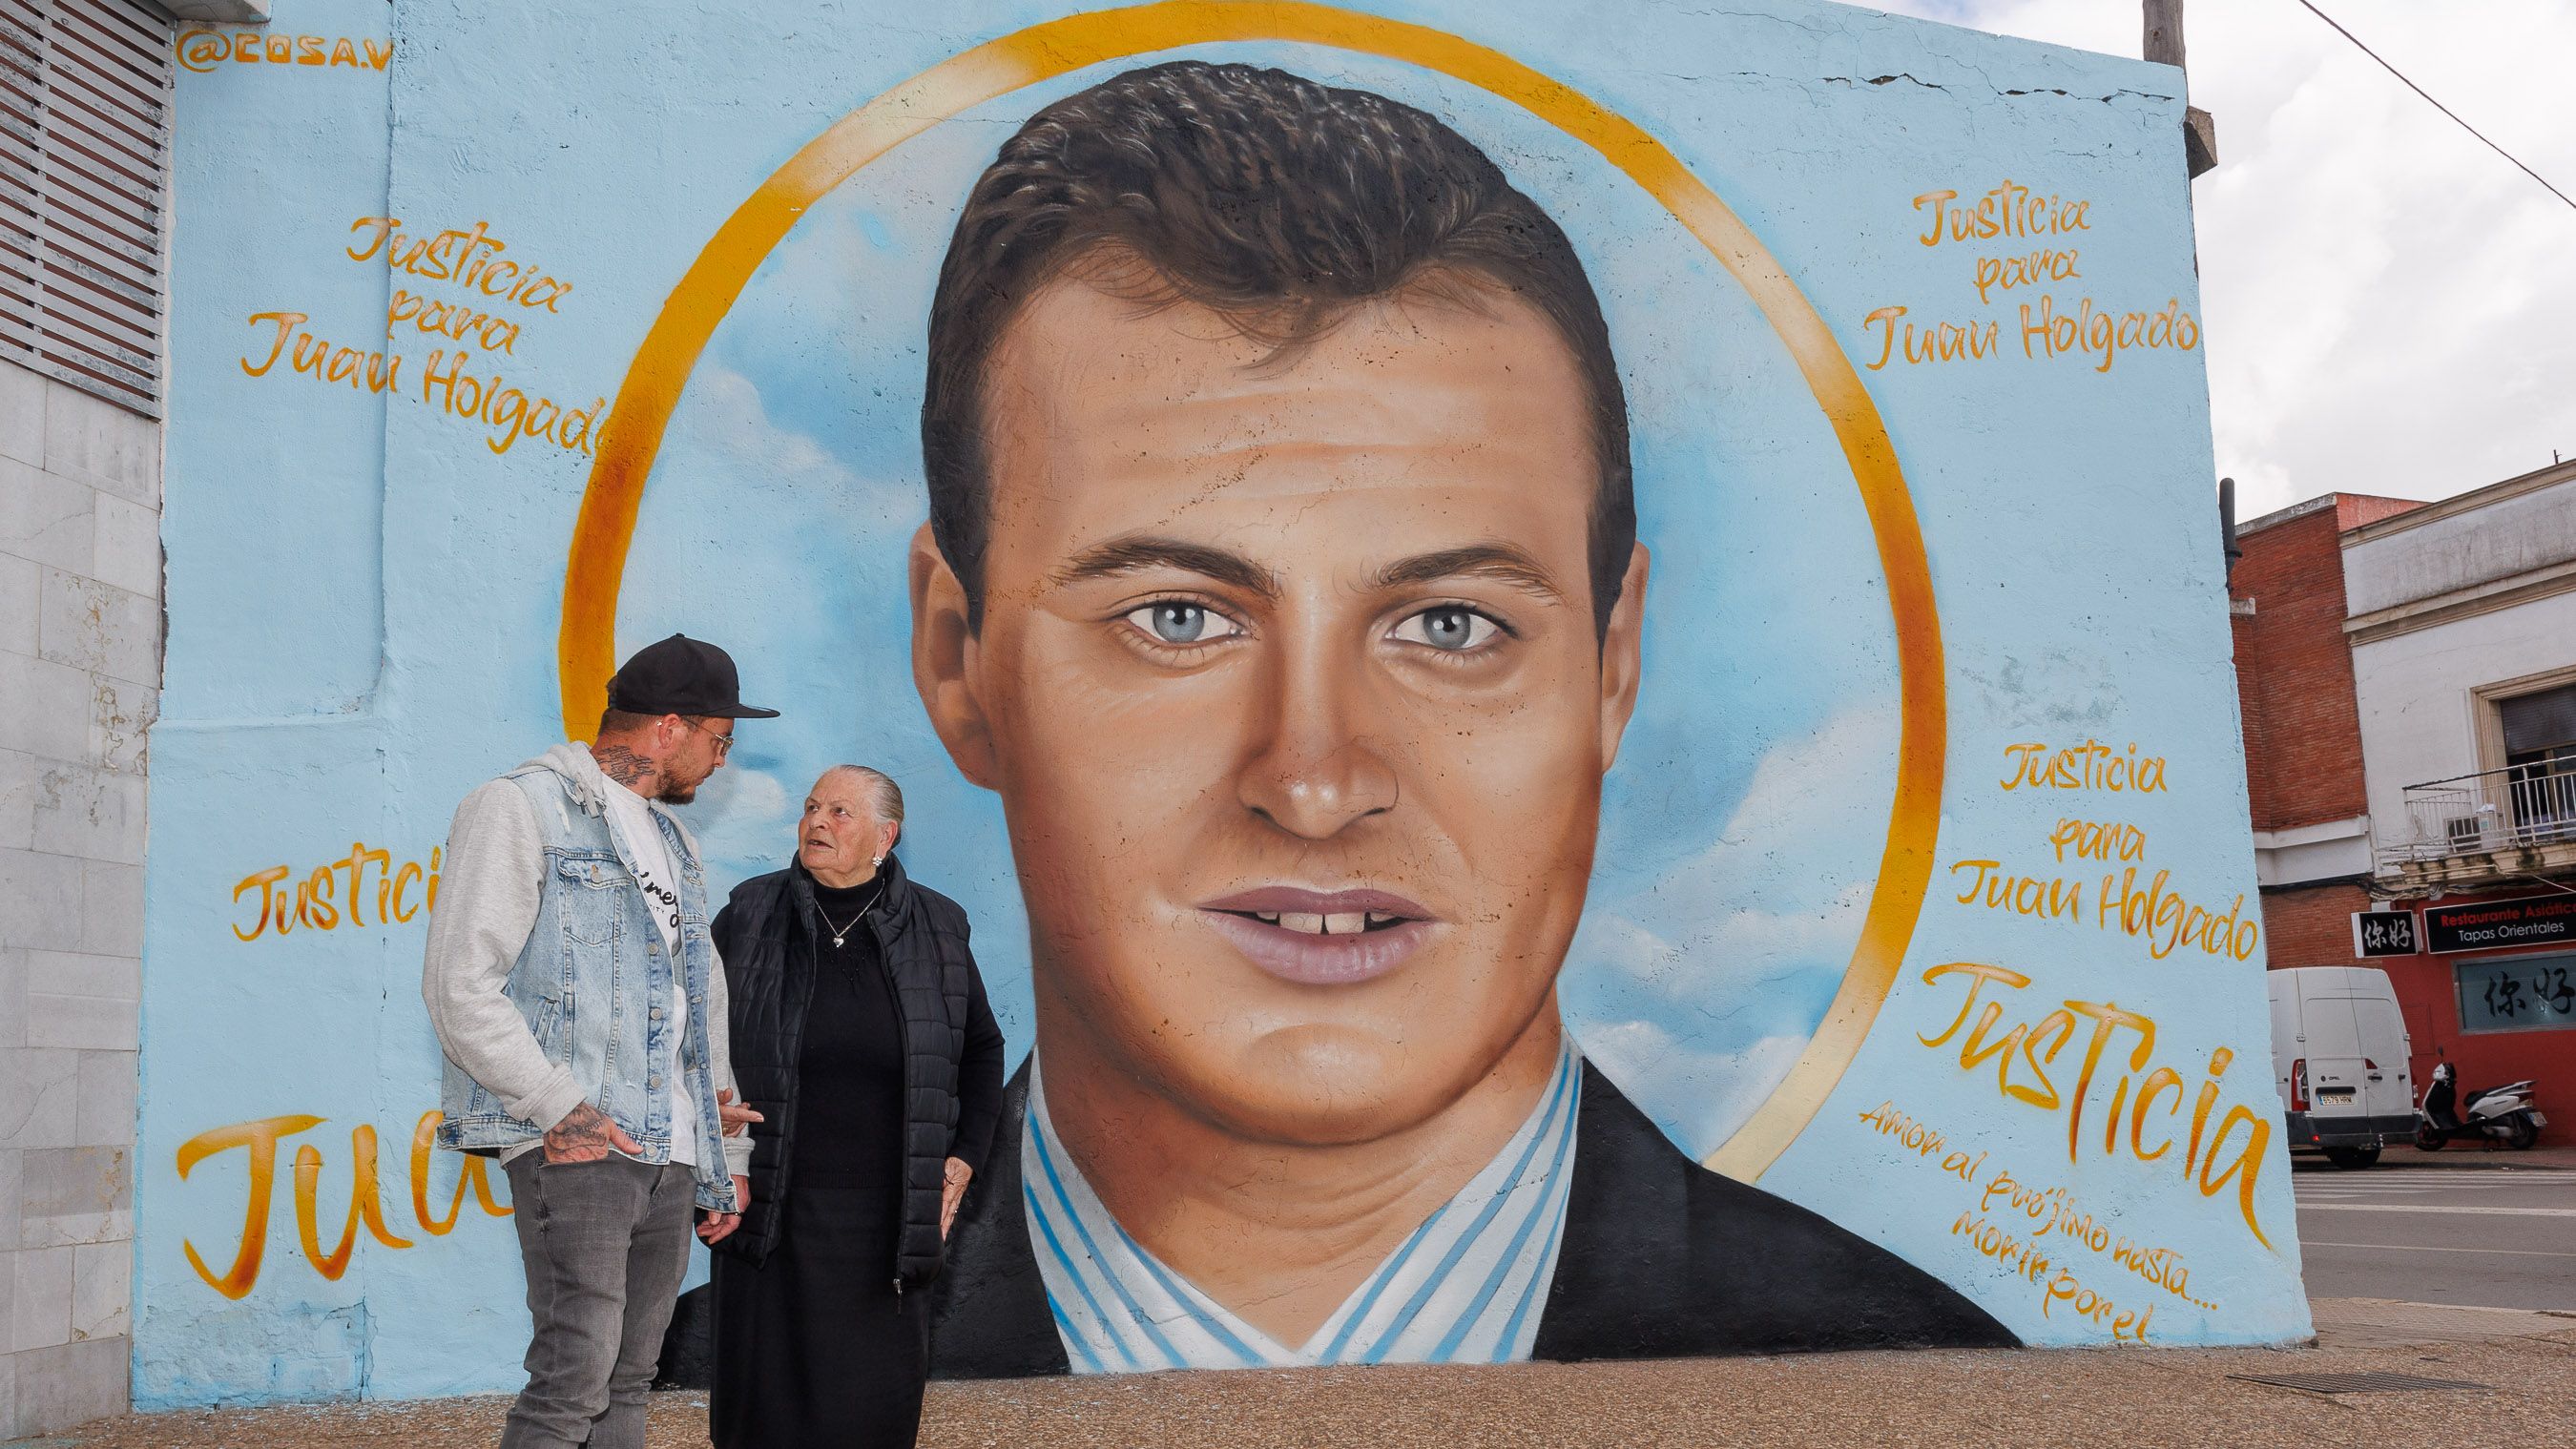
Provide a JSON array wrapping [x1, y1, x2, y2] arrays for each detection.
[[2145, 0, 2220, 177]]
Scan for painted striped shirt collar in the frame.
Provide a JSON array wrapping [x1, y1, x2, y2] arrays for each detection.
[[1022, 1038, 1583, 1373]]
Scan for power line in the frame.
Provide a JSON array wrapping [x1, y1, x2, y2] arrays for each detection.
[[2291, 0, 2576, 216]]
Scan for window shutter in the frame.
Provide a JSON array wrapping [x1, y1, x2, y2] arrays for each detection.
[[2503, 683, 2576, 757], [0, 0, 170, 418]]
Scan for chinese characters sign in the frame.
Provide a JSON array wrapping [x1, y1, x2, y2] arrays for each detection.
[[2455, 953, 2576, 1033], [2351, 909, 2419, 958]]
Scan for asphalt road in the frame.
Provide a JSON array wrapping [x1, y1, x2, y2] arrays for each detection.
[[2296, 1163, 2576, 1311]]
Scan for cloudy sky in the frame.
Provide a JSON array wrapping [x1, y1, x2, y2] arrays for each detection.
[[1872, 0, 2576, 518]]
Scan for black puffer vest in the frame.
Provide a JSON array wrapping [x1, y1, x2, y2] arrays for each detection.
[[711, 852, 976, 1286]]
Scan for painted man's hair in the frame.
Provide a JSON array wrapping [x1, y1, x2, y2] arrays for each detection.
[[921, 60, 1635, 634]]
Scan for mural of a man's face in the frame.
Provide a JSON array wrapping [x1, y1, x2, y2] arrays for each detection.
[[915, 269, 1648, 1146]]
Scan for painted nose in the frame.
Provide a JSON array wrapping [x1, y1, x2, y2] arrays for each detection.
[[1238, 744, 1399, 838], [1235, 641, 1397, 839]]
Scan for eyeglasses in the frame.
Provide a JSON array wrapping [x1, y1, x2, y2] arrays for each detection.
[[678, 717, 735, 758]]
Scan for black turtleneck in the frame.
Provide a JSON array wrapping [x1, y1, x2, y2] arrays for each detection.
[[793, 876, 905, 1193]]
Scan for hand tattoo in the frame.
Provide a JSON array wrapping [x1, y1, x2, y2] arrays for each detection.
[[592, 744, 658, 790], [546, 1102, 625, 1162]]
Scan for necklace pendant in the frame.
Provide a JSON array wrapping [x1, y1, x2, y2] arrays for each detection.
[[831, 933, 846, 948]]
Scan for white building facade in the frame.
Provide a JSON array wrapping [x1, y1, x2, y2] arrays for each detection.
[[2350, 461, 2576, 880], [2347, 459, 2576, 1135]]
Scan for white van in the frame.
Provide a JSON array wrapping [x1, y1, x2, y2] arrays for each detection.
[[2268, 966, 2416, 1169]]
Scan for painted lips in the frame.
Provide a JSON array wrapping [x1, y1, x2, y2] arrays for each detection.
[[1200, 886, 1438, 986]]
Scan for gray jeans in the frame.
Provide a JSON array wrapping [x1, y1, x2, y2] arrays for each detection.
[[500, 1155, 697, 1449]]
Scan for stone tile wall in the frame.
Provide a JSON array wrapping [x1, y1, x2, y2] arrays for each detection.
[[0, 358, 156, 1439]]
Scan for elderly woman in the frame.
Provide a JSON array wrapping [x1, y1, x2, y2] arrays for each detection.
[[707, 765, 1005, 1448]]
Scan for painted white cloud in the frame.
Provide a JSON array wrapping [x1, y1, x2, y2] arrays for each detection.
[[687, 367, 855, 486], [1568, 702, 1900, 1153], [689, 765, 797, 878], [661, 362, 918, 537], [1587, 702, 1898, 986], [1581, 1019, 1810, 1158], [1869, 0, 2576, 516]]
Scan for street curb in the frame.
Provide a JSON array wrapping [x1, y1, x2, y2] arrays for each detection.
[[2295, 1147, 2576, 1172]]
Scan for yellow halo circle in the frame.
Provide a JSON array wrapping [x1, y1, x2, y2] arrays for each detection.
[[555, 0, 1945, 1180]]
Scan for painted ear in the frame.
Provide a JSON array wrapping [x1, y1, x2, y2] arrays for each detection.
[[1597, 542, 1650, 771], [909, 523, 1000, 789]]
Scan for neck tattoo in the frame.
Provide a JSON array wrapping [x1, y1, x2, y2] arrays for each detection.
[[593, 744, 657, 790]]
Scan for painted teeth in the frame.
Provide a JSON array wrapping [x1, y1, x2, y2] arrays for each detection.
[[1251, 911, 1399, 934]]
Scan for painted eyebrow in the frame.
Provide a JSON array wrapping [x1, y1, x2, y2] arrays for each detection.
[[1370, 544, 1566, 603], [1053, 535, 1280, 599]]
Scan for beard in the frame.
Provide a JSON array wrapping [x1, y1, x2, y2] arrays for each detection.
[[654, 775, 703, 805]]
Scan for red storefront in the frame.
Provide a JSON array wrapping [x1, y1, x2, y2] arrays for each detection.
[[2364, 891, 2576, 1145]]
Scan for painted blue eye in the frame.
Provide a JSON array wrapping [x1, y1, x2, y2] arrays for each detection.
[[1124, 602, 1243, 645], [1392, 606, 1501, 652]]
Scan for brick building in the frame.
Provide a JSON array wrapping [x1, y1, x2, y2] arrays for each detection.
[[2231, 461, 2576, 1150], [2231, 491, 2423, 898]]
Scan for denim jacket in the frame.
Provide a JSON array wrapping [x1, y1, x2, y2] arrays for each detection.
[[425, 743, 744, 1211]]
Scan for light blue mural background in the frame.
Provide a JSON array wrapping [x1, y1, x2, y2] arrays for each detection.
[[140, 0, 2307, 1405]]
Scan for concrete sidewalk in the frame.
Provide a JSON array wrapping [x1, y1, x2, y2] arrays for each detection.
[[15, 1300, 2574, 1449]]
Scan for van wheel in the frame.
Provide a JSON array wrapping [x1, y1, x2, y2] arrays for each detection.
[[2324, 1146, 2380, 1170], [2507, 1117, 2540, 1150], [2415, 1125, 2446, 1150]]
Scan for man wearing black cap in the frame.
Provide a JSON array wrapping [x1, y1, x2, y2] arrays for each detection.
[[423, 634, 778, 1449]]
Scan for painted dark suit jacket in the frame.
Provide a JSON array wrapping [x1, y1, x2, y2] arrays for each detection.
[[928, 1060, 2015, 1376]]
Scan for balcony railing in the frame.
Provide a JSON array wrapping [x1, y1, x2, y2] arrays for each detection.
[[2383, 758, 2576, 867]]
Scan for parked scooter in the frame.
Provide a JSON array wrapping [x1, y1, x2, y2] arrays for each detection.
[[2415, 1060, 2545, 1150]]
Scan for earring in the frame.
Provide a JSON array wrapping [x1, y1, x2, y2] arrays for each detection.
[[872, 856, 883, 867]]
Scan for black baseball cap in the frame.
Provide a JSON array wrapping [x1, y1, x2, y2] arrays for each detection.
[[605, 634, 779, 718]]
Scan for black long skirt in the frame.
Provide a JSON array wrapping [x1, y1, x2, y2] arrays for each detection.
[[710, 1186, 927, 1449]]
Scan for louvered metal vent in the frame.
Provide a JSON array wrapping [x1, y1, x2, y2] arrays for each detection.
[[0, 0, 171, 417]]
